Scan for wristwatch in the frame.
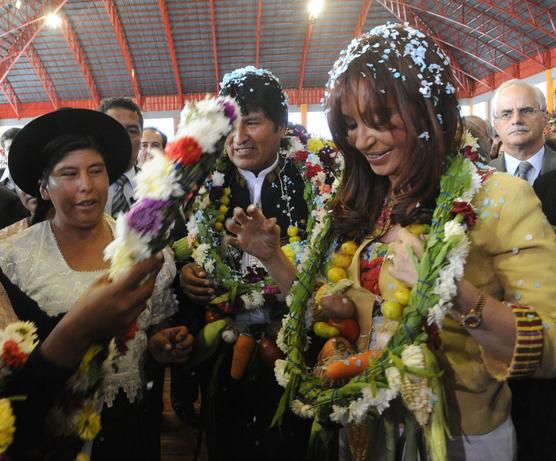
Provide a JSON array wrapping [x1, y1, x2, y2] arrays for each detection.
[[459, 293, 487, 328]]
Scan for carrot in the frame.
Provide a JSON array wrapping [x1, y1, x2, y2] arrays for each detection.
[[325, 349, 382, 380], [230, 333, 256, 380]]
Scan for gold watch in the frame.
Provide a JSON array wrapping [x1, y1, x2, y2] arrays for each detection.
[[459, 293, 486, 329]]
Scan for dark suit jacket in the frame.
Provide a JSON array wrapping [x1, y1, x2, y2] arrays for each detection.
[[489, 144, 556, 180], [0, 184, 29, 229], [533, 169, 556, 226]]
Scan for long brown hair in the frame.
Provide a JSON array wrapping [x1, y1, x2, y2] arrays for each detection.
[[326, 24, 463, 240]]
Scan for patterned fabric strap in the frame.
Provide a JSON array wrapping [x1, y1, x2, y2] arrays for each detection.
[[508, 304, 544, 377]]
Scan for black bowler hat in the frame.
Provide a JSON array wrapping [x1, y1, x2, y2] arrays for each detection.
[[8, 108, 131, 196]]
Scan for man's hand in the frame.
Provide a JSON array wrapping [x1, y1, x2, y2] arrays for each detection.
[[179, 263, 215, 303], [148, 326, 194, 364], [225, 204, 281, 263]]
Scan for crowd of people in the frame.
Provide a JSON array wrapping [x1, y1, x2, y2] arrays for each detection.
[[0, 22, 556, 461]]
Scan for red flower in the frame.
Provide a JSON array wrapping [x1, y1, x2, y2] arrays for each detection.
[[295, 150, 309, 163], [461, 145, 479, 162], [166, 136, 203, 165], [2, 340, 28, 368], [360, 256, 384, 296], [425, 322, 441, 351], [123, 322, 138, 341], [451, 201, 476, 227], [305, 163, 322, 178]]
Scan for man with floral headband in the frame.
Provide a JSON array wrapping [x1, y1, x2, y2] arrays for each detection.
[[179, 67, 313, 461]]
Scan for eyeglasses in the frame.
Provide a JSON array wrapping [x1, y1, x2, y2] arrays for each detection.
[[494, 107, 545, 121]]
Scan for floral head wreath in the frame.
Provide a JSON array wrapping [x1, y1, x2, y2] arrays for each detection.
[[324, 23, 456, 113], [219, 65, 288, 112]]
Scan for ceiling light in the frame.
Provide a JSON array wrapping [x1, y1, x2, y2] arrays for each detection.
[[15, 0, 22, 9], [45, 12, 62, 29], [307, 0, 324, 20]]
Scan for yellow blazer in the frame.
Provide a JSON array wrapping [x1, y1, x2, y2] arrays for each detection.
[[344, 172, 556, 435]]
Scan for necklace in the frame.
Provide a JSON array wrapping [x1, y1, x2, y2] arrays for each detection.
[[185, 136, 342, 313]]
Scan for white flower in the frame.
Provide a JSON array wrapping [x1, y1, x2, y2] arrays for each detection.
[[104, 215, 152, 280], [180, 118, 224, 153], [274, 359, 290, 387], [204, 258, 215, 274], [361, 386, 396, 415], [444, 220, 465, 242], [135, 152, 183, 200], [288, 137, 306, 155], [211, 171, 225, 187], [330, 404, 349, 425], [461, 163, 483, 202], [241, 291, 265, 310], [186, 216, 199, 239], [348, 396, 371, 424], [401, 344, 425, 369], [192, 243, 210, 265], [385, 367, 402, 396], [462, 130, 480, 152], [1, 322, 38, 355], [290, 400, 316, 419]]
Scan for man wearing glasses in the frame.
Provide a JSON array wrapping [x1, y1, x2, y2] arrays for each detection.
[[490, 79, 556, 461], [490, 79, 556, 184]]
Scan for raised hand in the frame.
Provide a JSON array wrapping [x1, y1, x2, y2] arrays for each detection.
[[224, 204, 281, 263]]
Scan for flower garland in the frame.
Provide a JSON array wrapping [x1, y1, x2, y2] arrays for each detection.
[[178, 136, 342, 315], [272, 137, 489, 461]]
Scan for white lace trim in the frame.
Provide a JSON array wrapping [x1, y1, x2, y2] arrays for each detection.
[[0, 216, 178, 405]]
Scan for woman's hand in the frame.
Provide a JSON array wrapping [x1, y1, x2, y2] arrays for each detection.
[[179, 263, 215, 303], [148, 326, 194, 364], [41, 253, 164, 367], [387, 227, 424, 287], [225, 204, 281, 263]]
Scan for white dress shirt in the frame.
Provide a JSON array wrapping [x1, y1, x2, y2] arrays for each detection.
[[234, 155, 280, 326], [503, 146, 545, 184]]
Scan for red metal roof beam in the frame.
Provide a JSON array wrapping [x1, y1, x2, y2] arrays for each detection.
[[209, 0, 220, 93], [407, 0, 542, 66], [474, 0, 556, 40], [101, 0, 141, 103], [354, 0, 373, 37], [59, 11, 100, 107], [0, 0, 69, 86], [159, 0, 183, 107], [297, 21, 313, 99], [23, 44, 60, 109], [255, 0, 262, 68], [1, 78, 19, 118]]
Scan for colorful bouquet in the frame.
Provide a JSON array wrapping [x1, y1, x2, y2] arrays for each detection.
[[105, 96, 240, 281]]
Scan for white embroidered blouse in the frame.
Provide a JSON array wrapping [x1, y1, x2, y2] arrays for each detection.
[[0, 216, 178, 406]]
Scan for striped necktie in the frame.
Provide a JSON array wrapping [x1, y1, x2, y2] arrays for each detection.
[[516, 161, 533, 181], [111, 175, 130, 216]]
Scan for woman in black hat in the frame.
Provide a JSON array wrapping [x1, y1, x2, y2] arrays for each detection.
[[0, 109, 193, 460]]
